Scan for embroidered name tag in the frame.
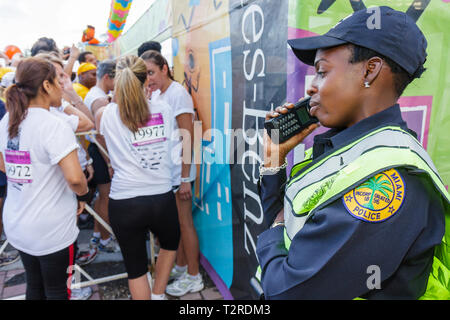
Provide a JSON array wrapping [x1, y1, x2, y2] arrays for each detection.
[[343, 168, 405, 223], [131, 113, 166, 147], [5, 150, 33, 183]]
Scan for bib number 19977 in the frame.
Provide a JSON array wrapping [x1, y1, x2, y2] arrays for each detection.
[[131, 113, 166, 147]]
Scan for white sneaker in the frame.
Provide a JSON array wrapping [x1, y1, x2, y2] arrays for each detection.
[[151, 293, 168, 300], [165, 273, 204, 297], [169, 267, 186, 281], [70, 286, 93, 300]]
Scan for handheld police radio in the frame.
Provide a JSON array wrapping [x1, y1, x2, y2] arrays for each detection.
[[264, 97, 318, 144]]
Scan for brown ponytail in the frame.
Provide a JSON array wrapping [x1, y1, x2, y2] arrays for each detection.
[[5, 58, 57, 139]]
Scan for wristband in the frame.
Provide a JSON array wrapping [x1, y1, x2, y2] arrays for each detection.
[[180, 177, 191, 183], [76, 189, 90, 202], [86, 158, 93, 166]]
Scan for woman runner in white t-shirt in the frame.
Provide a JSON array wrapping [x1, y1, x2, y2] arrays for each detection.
[[0, 57, 89, 300], [95, 55, 180, 300], [141, 50, 203, 297]]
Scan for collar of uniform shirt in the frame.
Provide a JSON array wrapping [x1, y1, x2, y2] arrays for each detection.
[[312, 104, 410, 159]]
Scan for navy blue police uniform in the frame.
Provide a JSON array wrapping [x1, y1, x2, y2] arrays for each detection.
[[257, 105, 445, 299], [256, 7, 447, 299]]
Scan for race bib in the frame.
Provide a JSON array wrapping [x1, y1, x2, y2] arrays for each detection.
[[5, 150, 33, 183], [131, 113, 166, 147]]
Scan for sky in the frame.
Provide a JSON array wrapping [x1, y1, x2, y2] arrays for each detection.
[[0, 0, 155, 53]]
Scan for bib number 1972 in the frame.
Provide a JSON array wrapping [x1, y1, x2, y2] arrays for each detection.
[[5, 150, 33, 183]]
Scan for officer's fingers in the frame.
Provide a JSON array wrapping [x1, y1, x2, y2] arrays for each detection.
[[283, 102, 296, 110], [265, 110, 280, 121], [294, 123, 320, 141], [265, 102, 295, 121], [275, 103, 294, 114], [283, 123, 320, 149]]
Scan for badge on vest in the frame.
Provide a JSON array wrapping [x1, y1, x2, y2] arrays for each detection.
[[343, 168, 405, 223]]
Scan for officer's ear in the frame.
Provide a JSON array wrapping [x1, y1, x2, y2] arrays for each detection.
[[363, 56, 383, 87]]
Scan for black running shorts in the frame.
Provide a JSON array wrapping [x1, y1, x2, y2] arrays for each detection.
[[108, 191, 180, 279]]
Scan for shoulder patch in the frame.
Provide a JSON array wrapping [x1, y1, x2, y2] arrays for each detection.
[[342, 168, 405, 223]]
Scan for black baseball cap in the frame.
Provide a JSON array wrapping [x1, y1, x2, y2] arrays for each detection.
[[288, 6, 427, 77]]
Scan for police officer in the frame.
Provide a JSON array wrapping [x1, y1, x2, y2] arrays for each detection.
[[257, 6, 449, 299]]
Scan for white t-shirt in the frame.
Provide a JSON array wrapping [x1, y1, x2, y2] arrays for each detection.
[[153, 81, 196, 185], [84, 86, 108, 113], [49, 103, 88, 170], [50, 105, 79, 131], [100, 100, 176, 200], [0, 108, 80, 256]]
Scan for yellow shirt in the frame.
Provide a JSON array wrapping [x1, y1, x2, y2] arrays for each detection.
[[73, 83, 90, 100]]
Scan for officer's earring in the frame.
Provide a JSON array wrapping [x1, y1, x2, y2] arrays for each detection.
[[364, 81, 371, 88]]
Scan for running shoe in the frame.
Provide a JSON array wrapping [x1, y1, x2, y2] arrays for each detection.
[[98, 238, 119, 253], [169, 267, 187, 282], [70, 286, 93, 300], [89, 236, 100, 248], [151, 293, 168, 300], [75, 247, 98, 266], [165, 273, 204, 297], [0, 250, 20, 267]]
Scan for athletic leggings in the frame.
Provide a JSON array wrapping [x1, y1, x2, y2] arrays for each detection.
[[109, 191, 180, 279], [18, 243, 76, 300]]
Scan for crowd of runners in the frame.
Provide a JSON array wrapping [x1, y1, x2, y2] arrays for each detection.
[[0, 38, 202, 300]]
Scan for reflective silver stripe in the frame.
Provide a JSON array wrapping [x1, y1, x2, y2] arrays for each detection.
[[284, 128, 437, 239]]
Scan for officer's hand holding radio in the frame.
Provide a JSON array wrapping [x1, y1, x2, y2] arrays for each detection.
[[263, 97, 320, 169]]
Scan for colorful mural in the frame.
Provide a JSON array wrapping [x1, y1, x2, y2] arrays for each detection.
[[172, 0, 234, 297]]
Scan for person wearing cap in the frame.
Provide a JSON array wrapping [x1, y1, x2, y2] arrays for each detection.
[[257, 6, 449, 300], [73, 63, 97, 100]]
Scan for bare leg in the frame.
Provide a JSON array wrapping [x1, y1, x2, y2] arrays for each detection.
[[128, 274, 151, 300], [153, 248, 177, 295], [175, 238, 187, 267], [175, 192, 199, 276], [93, 183, 111, 240]]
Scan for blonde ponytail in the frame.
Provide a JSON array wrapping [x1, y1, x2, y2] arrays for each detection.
[[115, 55, 149, 132]]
